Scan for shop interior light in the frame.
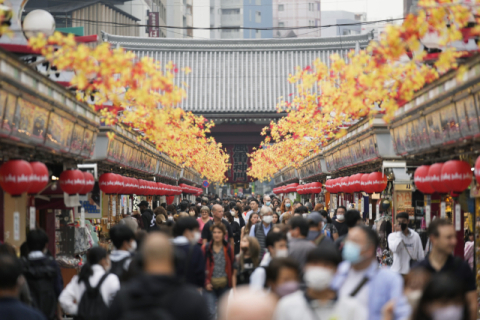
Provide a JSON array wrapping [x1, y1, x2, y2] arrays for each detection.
[[51, 175, 59, 181]]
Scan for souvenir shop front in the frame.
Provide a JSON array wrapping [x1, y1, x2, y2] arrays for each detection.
[[294, 153, 329, 208]]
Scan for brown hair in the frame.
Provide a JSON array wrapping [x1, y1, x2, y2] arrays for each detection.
[[280, 198, 292, 213], [314, 203, 324, 211], [211, 222, 227, 238], [245, 212, 259, 236], [154, 206, 167, 216], [239, 236, 261, 270], [427, 218, 453, 237], [282, 212, 292, 224]]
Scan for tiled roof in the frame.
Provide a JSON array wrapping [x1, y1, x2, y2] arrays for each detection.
[[103, 32, 374, 113]]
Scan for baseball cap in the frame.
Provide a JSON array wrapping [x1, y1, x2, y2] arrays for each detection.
[[308, 212, 325, 225]]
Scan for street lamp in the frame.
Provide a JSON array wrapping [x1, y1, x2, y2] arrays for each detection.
[[22, 9, 55, 39]]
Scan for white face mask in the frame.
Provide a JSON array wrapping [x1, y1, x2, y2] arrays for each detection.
[[276, 249, 289, 258], [287, 231, 292, 241], [432, 305, 464, 320], [129, 240, 137, 253], [168, 216, 174, 221], [302, 213, 308, 218], [304, 267, 334, 291], [231, 210, 237, 216], [337, 214, 345, 221], [192, 231, 201, 244], [263, 215, 273, 224]]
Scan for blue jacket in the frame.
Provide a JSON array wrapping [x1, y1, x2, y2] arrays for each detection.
[[173, 237, 205, 288], [331, 261, 411, 320]]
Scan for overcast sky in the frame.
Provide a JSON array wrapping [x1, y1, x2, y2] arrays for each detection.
[[322, 0, 404, 21]]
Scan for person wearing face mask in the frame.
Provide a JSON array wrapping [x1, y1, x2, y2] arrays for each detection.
[[331, 226, 410, 320], [388, 212, 424, 276], [334, 210, 362, 253], [109, 224, 137, 283], [250, 232, 289, 290], [288, 217, 316, 271], [279, 199, 293, 222], [332, 206, 348, 237], [263, 195, 273, 209], [138, 201, 155, 232], [234, 236, 261, 286], [231, 205, 245, 229], [410, 273, 470, 320], [59, 247, 120, 319], [172, 217, 206, 289], [274, 246, 366, 320], [265, 258, 301, 299], [250, 206, 275, 257], [225, 211, 241, 254], [306, 212, 331, 246]]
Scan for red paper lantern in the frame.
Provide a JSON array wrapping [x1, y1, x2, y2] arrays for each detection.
[[330, 179, 338, 194], [414, 166, 435, 194], [428, 163, 449, 194], [369, 172, 388, 193], [349, 174, 362, 193], [99, 173, 122, 194], [308, 182, 323, 194], [60, 169, 85, 195], [340, 177, 349, 193], [166, 195, 175, 205], [130, 178, 139, 195], [361, 174, 374, 194], [475, 156, 480, 184], [80, 172, 95, 195], [0, 160, 33, 196], [28, 161, 49, 195], [441, 160, 472, 194], [296, 184, 304, 195]]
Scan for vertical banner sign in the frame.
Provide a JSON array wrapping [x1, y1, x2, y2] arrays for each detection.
[[225, 145, 254, 184], [129, 198, 133, 214], [148, 12, 160, 37], [360, 197, 364, 215], [29, 206, 36, 230], [14, 212, 20, 240], [80, 207, 85, 228], [455, 204, 461, 231], [112, 199, 117, 217], [425, 205, 431, 226], [346, 200, 350, 208], [376, 202, 380, 216], [441, 201, 446, 218], [369, 203, 373, 220], [354, 193, 358, 209]]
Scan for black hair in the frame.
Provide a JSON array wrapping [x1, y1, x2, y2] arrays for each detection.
[[319, 210, 332, 224], [26, 229, 49, 252], [294, 206, 308, 214], [335, 206, 347, 214], [78, 247, 107, 284], [266, 232, 287, 248], [109, 224, 135, 249], [306, 244, 342, 266], [412, 273, 469, 320], [233, 205, 242, 213], [356, 225, 380, 250], [173, 216, 199, 237], [249, 198, 259, 205], [427, 218, 452, 237], [293, 201, 301, 205], [396, 212, 409, 221], [345, 210, 361, 228], [179, 200, 189, 212], [266, 257, 300, 284], [225, 211, 234, 223], [290, 216, 310, 237], [0, 243, 16, 256], [244, 205, 251, 212], [229, 201, 236, 210], [160, 203, 167, 209], [0, 254, 21, 289]]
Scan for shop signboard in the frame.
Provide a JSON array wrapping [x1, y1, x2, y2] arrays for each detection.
[[0, 93, 17, 137], [81, 129, 96, 158], [426, 111, 443, 146], [440, 104, 461, 143], [45, 112, 74, 152], [456, 95, 480, 138], [416, 117, 431, 150], [70, 124, 85, 154]]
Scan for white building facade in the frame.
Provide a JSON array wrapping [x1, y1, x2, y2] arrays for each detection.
[[273, 0, 321, 38]]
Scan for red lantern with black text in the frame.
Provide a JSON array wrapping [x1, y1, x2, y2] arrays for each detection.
[[441, 160, 472, 194], [80, 172, 95, 195], [28, 161, 49, 195], [0, 160, 33, 196], [60, 169, 85, 195]]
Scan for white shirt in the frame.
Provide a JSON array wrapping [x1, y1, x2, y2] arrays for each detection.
[[337, 265, 369, 317], [59, 265, 120, 315], [275, 290, 367, 320], [250, 252, 272, 291], [388, 228, 425, 274]]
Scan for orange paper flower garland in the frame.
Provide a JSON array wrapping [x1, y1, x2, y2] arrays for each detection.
[[248, 0, 478, 181], [29, 32, 230, 183]]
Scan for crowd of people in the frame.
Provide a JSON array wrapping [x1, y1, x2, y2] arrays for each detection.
[[0, 193, 477, 320]]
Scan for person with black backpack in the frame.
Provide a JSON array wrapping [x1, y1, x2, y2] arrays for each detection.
[[109, 224, 136, 283], [59, 247, 120, 320], [22, 229, 63, 320], [107, 232, 209, 320]]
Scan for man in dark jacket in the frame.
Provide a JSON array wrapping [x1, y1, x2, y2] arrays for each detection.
[[22, 230, 63, 320], [107, 233, 209, 320], [172, 217, 205, 288], [139, 201, 155, 232]]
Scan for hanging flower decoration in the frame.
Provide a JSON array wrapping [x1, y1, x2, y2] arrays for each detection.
[[249, 0, 479, 181], [28, 33, 230, 183]]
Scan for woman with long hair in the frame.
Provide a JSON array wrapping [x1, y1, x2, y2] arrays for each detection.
[[197, 206, 213, 245], [241, 212, 259, 239], [59, 247, 120, 318], [280, 198, 293, 222], [410, 273, 469, 320], [233, 236, 261, 286], [202, 223, 235, 318]]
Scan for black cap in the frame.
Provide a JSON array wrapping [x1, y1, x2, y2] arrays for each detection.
[[139, 200, 149, 207]]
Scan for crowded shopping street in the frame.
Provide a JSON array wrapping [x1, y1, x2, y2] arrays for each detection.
[[2, 0, 480, 320]]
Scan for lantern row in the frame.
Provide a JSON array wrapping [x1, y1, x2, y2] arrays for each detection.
[[324, 172, 388, 194], [273, 182, 323, 195], [0, 160, 201, 197]]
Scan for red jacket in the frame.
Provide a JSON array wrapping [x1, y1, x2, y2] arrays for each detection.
[[202, 242, 234, 288]]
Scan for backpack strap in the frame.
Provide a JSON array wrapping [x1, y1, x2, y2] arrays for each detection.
[[84, 272, 109, 293]]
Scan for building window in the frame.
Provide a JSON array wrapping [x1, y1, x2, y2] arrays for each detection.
[[222, 8, 240, 15], [255, 11, 261, 23], [278, 4, 284, 11], [278, 22, 285, 28], [256, 30, 261, 38], [249, 9, 252, 21], [256, 0, 261, 5]]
